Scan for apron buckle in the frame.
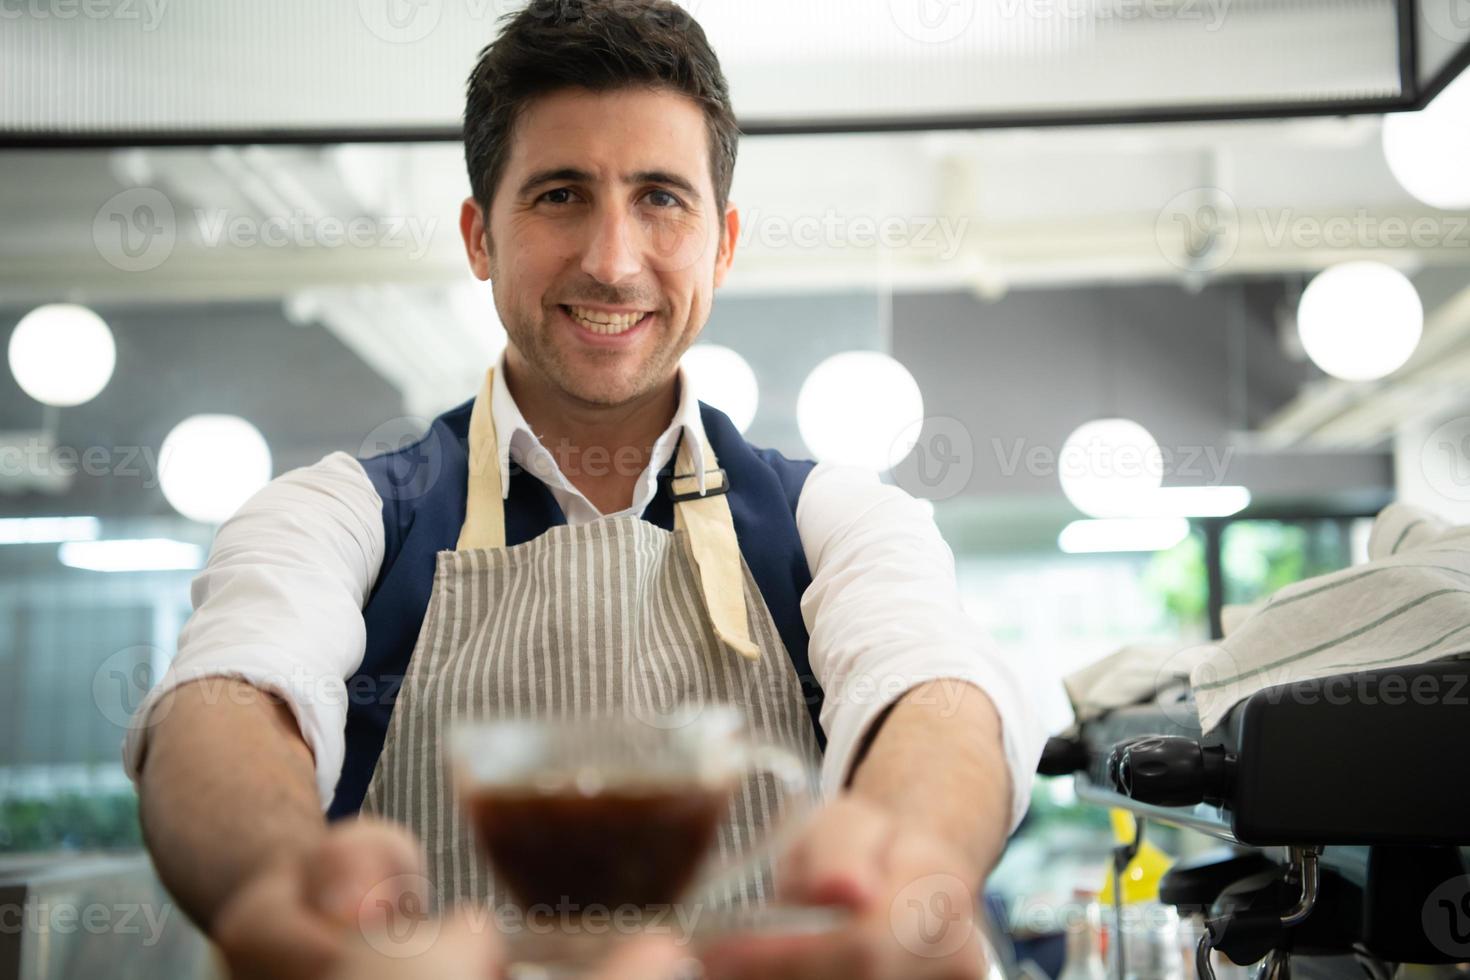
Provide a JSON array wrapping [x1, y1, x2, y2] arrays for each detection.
[[670, 467, 729, 503]]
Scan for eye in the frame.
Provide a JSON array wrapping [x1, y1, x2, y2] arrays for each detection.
[[645, 189, 683, 209], [538, 188, 577, 206]]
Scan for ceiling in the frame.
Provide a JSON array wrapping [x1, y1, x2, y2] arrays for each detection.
[[1, 0, 1436, 139]]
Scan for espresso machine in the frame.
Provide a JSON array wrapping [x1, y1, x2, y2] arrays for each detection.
[[1040, 659, 1470, 978]]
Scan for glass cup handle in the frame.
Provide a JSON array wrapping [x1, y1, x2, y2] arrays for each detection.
[[689, 741, 817, 902]]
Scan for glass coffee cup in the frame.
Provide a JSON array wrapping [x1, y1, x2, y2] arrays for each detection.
[[448, 703, 832, 976]]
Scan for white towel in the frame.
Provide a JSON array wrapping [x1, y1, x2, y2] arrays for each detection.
[[1063, 642, 1208, 724], [1190, 502, 1470, 733]]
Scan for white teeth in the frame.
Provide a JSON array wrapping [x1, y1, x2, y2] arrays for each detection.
[[566, 305, 647, 334]]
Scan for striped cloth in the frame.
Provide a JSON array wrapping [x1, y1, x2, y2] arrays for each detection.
[[1191, 503, 1470, 733]]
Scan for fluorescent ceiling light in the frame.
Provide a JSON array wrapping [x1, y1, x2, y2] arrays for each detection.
[[1059, 518, 1191, 554], [58, 538, 204, 572], [1140, 486, 1251, 518], [0, 516, 102, 544]]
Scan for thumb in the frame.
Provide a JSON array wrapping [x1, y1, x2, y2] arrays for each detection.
[[775, 797, 893, 910], [596, 936, 698, 980], [303, 817, 430, 928]]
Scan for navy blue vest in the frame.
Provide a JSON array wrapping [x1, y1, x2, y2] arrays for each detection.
[[327, 397, 825, 819]]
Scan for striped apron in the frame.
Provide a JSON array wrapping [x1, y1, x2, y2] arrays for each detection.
[[360, 368, 823, 913]]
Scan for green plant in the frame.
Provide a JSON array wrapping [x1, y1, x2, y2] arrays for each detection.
[[0, 790, 142, 852]]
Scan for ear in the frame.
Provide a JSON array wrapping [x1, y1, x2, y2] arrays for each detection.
[[712, 202, 739, 289], [460, 196, 493, 280]]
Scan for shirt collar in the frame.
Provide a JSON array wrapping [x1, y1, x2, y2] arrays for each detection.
[[488, 348, 709, 501]]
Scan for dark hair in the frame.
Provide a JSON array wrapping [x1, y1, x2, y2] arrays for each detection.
[[464, 0, 739, 215]]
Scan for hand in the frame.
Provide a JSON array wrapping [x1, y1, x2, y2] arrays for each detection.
[[327, 906, 695, 980], [212, 817, 430, 980], [700, 796, 991, 980]]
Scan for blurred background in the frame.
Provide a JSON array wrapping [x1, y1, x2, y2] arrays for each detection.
[[1, 0, 1469, 976]]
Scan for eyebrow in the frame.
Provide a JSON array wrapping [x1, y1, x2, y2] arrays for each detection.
[[517, 167, 702, 201]]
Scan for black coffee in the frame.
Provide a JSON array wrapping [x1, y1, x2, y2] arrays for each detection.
[[468, 782, 731, 911]]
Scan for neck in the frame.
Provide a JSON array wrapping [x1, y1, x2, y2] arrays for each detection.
[[502, 347, 680, 512]]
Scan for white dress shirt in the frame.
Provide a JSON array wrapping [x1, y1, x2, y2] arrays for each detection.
[[123, 352, 1044, 834]]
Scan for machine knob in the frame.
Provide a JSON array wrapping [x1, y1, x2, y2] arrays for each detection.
[[1109, 736, 1235, 807]]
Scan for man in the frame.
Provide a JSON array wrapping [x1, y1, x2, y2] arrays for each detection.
[[125, 2, 1044, 977]]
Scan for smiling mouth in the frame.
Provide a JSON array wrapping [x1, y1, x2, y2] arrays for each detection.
[[561, 304, 653, 336]]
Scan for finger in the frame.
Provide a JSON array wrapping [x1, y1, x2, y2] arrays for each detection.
[[597, 936, 697, 980], [304, 817, 429, 926], [327, 906, 500, 980], [776, 798, 893, 909], [701, 930, 869, 980], [214, 866, 344, 980]]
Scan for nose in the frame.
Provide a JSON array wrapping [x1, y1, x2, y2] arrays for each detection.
[[580, 202, 643, 286]]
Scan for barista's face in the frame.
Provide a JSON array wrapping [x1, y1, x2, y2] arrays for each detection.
[[461, 86, 739, 407]]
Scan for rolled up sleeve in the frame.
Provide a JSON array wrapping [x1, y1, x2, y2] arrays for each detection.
[[797, 463, 1045, 835], [121, 450, 385, 810]]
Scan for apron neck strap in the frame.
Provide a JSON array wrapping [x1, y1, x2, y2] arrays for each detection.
[[455, 367, 759, 662]]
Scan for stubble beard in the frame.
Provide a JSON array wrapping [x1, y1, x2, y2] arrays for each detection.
[[508, 301, 686, 409]]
